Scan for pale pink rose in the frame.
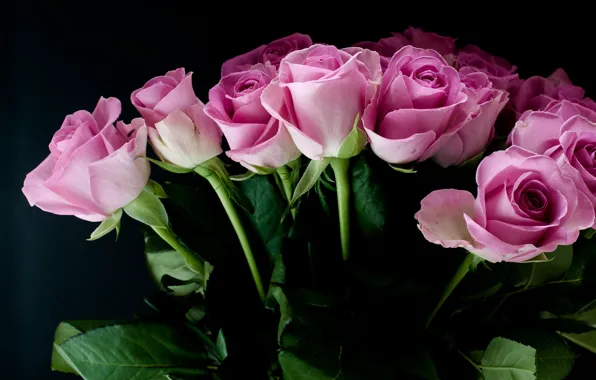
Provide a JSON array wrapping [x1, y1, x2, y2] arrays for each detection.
[[363, 46, 469, 164], [23, 97, 150, 222], [149, 102, 223, 169], [510, 105, 596, 228], [221, 33, 313, 76], [205, 63, 300, 171], [513, 68, 587, 114], [433, 71, 509, 167], [416, 146, 594, 262], [456, 45, 519, 91], [261, 45, 381, 160], [131, 68, 199, 126]]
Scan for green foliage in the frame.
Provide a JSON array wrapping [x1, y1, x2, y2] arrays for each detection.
[[144, 157, 195, 173], [481, 337, 536, 380], [123, 188, 169, 229], [88, 208, 122, 241], [336, 114, 366, 159], [291, 158, 330, 205]]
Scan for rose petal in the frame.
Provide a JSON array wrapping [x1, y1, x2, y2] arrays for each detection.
[[510, 111, 564, 154]]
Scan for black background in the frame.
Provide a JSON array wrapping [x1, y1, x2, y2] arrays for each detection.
[[2, 2, 593, 379]]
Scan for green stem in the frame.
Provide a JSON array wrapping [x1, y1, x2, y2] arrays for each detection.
[[425, 253, 474, 329], [151, 226, 205, 275], [330, 158, 351, 261], [277, 165, 296, 219], [197, 168, 266, 302]]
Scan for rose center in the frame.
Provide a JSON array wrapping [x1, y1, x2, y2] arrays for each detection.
[[236, 79, 259, 94], [305, 55, 341, 71], [523, 189, 547, 211]]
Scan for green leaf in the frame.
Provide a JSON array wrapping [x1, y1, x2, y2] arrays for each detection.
[[87, 208, 122, 241], [459, 150, 486, 168], [516, 245, 574, 287], [560, 331, 596, 354], [215, 329, 228, 361], [230, 171, 257, 181], [124, 188, 169, 229], [146, 179, 168, 198], [481, 337, 536, 380], [288, 156, 302, 187], [238, 175, 291, 261], [336, 113, 366, 159], [351, 155, 387, 237], [291, 159, 330, 205], [388, 163, 417, 173], [144, 157, 195, 173], [244, 163, 276, 175], [52, 320, 120, 374], [583, 229, 596, 239], [145, 233, 205, 296], [506, 330, 574, 380], [278, 351, 333, 380], [56, 322, 210, 380]]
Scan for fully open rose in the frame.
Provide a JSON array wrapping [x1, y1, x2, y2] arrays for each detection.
[[205, 63, 300, 170], [261, 45, 381, 160], [416, 146, 594, 262], [22, 97, 150, 222], [363, 46, 469, 164]]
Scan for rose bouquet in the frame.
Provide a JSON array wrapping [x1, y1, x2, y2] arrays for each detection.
[[23, 28, 596, 379]]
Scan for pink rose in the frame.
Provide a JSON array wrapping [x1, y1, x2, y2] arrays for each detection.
[[22, 97, 150, 222], [416, 146, 594, 262], [205, 63, 300, 170], [433, 71, 509, 167], [511, 105, 596, 227], [513, 69, 587, 114], [456, 45, 519, 91], [403, 26, 456, 56], [261, 45, 381, 160], [131, 68, 199, 126], [221, 33, 313, 76], [149, 102, 223, 169], [363, 46, 469, 164]]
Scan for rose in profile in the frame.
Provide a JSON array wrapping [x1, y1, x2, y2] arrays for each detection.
[[221, 33, 313, 76], [416, 146, 594, 262], [363, 46, 469, 164], [513, 68, 588, 114], [433, 70, 509, 167], [456, 45, 519, 91], [261, 45, 381, 160], [23, 97, 150, 222], [131, 68, 199, 126], [149, 102, 223, 169], [205, 63, 300, 171]]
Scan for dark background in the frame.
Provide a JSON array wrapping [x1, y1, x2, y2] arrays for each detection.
[[1, 2, 593, 379]]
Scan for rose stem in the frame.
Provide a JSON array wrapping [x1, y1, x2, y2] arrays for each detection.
[[276, 165, 296, 219], [330, 158, 351, 261], [151, 226, 205, 274], [425, 252, 474, 329], [197, 168, 266, 302]]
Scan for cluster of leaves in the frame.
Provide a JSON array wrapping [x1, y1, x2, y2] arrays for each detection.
[[51, 152, 596, 379]]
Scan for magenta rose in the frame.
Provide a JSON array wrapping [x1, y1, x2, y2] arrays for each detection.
[[221, 33, 313, 76], [261, 45, 382, 160], [513, 68, 587, 114], [22, 97, 150, 222], [433, 71, 509, 167], [363, 46, 469, 164], [353, 34, 409, 71], [403, 26, 456, 56], [511, 105, 596, 227], [416, 146, 594, 262], [205, 63, 300, 170], [456, 45, 519, 91], [131, 68, 199, 126]]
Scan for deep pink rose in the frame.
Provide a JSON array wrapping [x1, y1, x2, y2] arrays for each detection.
[[403, 26, 456, 56], [149, 102, 223, 169], [511, 106, 596, 228], [353, 34, 409, 71], [131, 68, 199, 126], [513, 69, 587, 114], [261, 45, 382, 160], [221, 33, 313, 76], [23, 97, 150, 222], [363, 46, 469, 164], [416, 146, 594, 262], [434, 71, 509, 167], [456, 45, 519, 91], [205, 63, 300, 170]]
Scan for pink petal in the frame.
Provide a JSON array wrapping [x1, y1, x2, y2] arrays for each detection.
[[92, 97, 122, 131], [154, 73, 199, 119], [221, 45, 266, 76], [365, 126, 435, 164], [510, 111, 564, 154]]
